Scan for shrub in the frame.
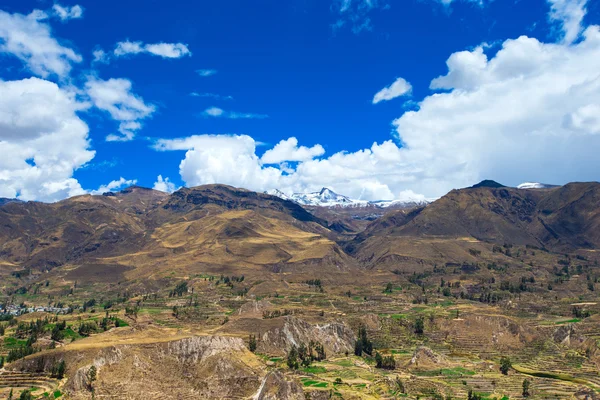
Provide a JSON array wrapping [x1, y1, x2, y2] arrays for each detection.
[[414, 316, 424, 335], [499, 356, 511, 375], [248, 334, 257, 352]]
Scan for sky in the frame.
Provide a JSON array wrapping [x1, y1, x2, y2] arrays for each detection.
[[0, 0, 599, 202]]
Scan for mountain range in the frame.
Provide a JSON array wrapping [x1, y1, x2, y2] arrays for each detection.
[[268, 182, 558, 208], [0, 180, 598, 290]]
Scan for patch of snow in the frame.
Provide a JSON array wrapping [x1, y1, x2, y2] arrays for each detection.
[[517, 182, 558, 189], [266, 187, 434, 209]]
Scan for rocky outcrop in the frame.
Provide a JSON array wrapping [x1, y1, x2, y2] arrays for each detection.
[[11, 335, 306, 400], [252, 371, 305, 400], [166, 335, 247, 363], [409, 346, 446, 368], [237, 300, 274, 317], [258, 316, 355, 355]]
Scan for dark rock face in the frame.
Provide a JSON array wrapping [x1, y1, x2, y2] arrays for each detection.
[[470, 180, 506, 189]]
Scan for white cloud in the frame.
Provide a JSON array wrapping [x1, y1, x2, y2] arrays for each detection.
[[392, 24, 600, 196], [0, 77, 95, 202], [144, 43, 191, 58], [114, 40, 191, 59], [373, 77, 412, 104], [153, 134, 413, 201], [190, 92, 233, 100], [85, 77, 155, 142], [395, 190, 428, 203], [153, 175, 177, 193], [548, 0, 587, 44], [90, 177, 137, 195], [261, 137, 325, 164], [92, 49, 109, 64], [52, 4, 83, 21], [0, 9, 82, 78], [201, 107, 268, 119], [114, 41, 143, 55], [196, 69, 217, 77], [203, 107, 225, 117], [155, 20, 600, 200], [153, 135, 283, 192]]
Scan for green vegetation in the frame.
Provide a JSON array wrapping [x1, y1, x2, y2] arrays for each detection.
[[500, 356, 512, 375], [414, 316, 424, 335], [302, 365, 327, 374], [248, 334, 257, 352], [354, 326, 373, 356], [522, 378, 531, 397], [375, 351, 396, 370]]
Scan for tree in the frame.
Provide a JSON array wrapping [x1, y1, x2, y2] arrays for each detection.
[[384, 282, 394, 293], [51, 324, 65, 341], [0, 356, 4, 368], [7, 389, 13, 400], [499, 357, 511, 375], [355, 326, 373, 356], [375, 352, 383, 368], [248, 334, 257, 353], [18, 390, 32, 400], [522, 379, 531, 397], [314, 342, 326, 361], [52, 360, 66, 379], [414, 316, 424, 335], [354, 339, 363, 356], [286, 345, 299, 370], [87, 365, 97, 391]]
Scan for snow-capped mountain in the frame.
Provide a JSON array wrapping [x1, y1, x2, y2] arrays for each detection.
[[517, 182, 559, 189], [291, 188, 367, 207], [267, 188, 432, 209]]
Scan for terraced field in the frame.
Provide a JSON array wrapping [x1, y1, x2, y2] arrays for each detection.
[[0, 371, 61, 399]]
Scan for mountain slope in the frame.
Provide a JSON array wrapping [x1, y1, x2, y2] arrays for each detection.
[[349, 182, 600, 260], [0, 184, 356, 287]]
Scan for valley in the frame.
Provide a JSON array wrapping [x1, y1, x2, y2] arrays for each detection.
[[1, 181, 599, 399]]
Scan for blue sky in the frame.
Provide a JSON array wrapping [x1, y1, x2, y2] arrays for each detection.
[[1, 0, 599, 201]]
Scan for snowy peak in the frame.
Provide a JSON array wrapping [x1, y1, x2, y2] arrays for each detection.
[[267, 187, 431, 209], [290, 187, 361, 207], [265, 189, 291, 200], [517, 182, 559, 189]]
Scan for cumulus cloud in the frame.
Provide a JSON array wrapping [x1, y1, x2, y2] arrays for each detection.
[[52, 4, 83, 21], [90, 177, 137, 195], [373, 77, 412, 104], [153, 135, 283, 191], [153, 175, 177, 193], [153, 134, 413, 201], [0, 77, 95, 202], [548, 0, 587, 44], [114, 40, 191, 59], [85, 77, 155, 141], [196, 69, 217, 77], [0, 9, 82, 78], [393, 23, 600, 195], [155, 7, 600, 200], [201, 107, 268, 119], [261, 138, 325, 164]]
